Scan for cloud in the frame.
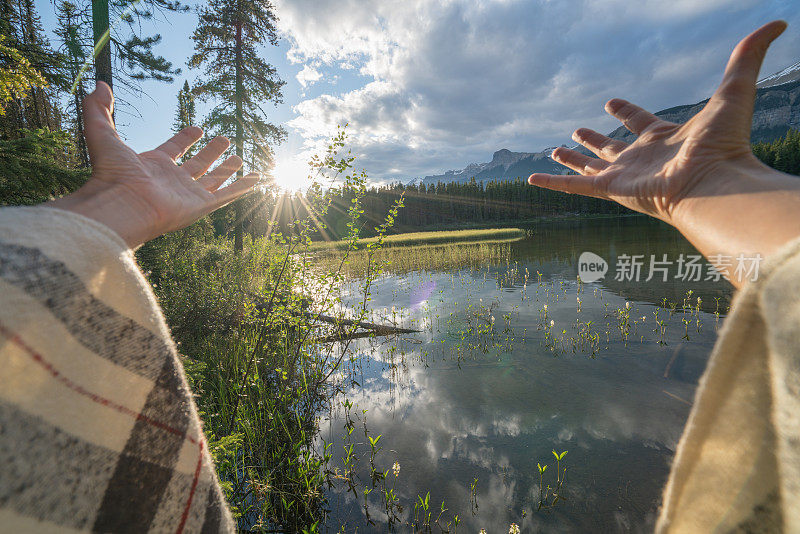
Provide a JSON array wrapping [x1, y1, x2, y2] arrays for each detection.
[[295, 64, 322, 88], [274, 0, 800, 181]]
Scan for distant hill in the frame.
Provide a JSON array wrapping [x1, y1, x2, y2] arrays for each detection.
[[419, 60, 800, 186]]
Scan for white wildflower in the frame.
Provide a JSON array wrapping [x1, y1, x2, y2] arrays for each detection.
[[509, 524, 521, 534], [625, 301, 631, 309], [479, 530, 487, 534], [392, 461, 400, 477], [550, 320, 555, 328]]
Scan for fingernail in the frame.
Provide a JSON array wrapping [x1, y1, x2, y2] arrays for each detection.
[[605, 99, 621, 113], [771, 20, 788, 39]]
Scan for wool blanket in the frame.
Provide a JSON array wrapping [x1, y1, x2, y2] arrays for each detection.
[[657, 236, 800, 533], [0, 206, 234, 533]]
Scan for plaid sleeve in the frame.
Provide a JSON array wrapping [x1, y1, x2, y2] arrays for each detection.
[[0, 206, 234, 533]]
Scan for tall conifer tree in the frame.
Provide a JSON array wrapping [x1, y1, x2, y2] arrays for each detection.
[[62, 0, 187, 94], [55, 0, 89, 166], [172, 80, 196, 162], [189, 0, 286, 250]]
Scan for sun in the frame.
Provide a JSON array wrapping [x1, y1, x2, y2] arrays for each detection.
[[271, 153, 311, 191]]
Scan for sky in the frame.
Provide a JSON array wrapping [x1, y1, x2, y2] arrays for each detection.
[[36, 0, 800, 190]]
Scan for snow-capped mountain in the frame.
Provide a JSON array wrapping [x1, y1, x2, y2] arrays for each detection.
[[757, 60, 800, 89]]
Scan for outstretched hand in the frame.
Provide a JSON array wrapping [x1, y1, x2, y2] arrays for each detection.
[[529, 21, 800, 286], [52, 82, 258, 248], [529, 20, 787, 224]]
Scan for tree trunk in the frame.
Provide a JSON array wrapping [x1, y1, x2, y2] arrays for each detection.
[[233, 17, 244, 252], [73, 85, 89, 166], [92, 0, 112, 90]]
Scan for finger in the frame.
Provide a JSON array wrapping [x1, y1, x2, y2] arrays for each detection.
[[182, 136, 231, 178], [551, 147, 609, 175], [154, 126, 203, 161], [712, 20, 787, 130], [572, 128, 628, 162], [210, 173, 260, 210], [197, 155, 243, 191], [605, 99, 660, 135], [83, 82, 120, 160], [528, 172, 606, 199]]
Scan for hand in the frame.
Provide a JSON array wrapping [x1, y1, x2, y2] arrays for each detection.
[[529, 21, 800, 286], [529, 20, 786, 222], [51, 82, 258, 248]]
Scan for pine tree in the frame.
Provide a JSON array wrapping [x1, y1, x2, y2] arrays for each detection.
[[189, 0, 286, 251], [0, 128, 88, 205], [55, 0, 89, 166], [0, 35, 47, 114], [0, 0, 63, 137], [754, 129, 800, 176], [173, 80, 195, 131], [172, 80, 196, 161], [61, 0, 187, 94]]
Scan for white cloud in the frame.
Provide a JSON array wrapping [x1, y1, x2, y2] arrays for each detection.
[[274, 0, 800, 181], [295, 64, 322, 88]]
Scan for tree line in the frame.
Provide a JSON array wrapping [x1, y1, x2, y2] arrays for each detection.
[[256, 177, 628, 241], [753, 128, 800, 175]]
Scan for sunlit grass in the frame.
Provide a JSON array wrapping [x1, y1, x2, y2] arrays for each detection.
[[309, 227, 526, 251], [314, 239, 519, 276]]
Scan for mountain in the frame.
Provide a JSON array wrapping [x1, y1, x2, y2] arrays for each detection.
[[421, 147, 565, 185], [606, 63, 800, 145], [420, 61, 800, 186], [757, 60, 800, 89]]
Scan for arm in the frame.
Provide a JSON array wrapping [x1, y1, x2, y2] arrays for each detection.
[[528, 20, 800, 288], [0, 82, 242, 531], [50, 82, 257, 248]]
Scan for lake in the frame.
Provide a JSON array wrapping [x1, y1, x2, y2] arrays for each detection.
[[321, 216, 734, 533]]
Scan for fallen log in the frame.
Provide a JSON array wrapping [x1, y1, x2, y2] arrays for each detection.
[[299, 310, 420, 343], [301, 311, 418, 333]]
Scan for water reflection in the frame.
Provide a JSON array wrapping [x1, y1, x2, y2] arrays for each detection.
[[323, 217, 733, 532]]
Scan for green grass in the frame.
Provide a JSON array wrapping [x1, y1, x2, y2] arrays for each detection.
[[309, 227, 526, 251]]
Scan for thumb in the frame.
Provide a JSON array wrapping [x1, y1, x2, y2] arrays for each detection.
[[711, 20, 787, 134], [83, 82, 120, 163]]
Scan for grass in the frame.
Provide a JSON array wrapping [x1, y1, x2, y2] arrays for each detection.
[[308, 227, 526, 251], [316, 240, 516, 277]]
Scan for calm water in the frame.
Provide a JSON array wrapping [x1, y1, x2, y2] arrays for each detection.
[[322, 216, 734, 533]]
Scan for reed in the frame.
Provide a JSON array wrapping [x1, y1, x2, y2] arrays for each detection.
[[308, 227, 525, 251]]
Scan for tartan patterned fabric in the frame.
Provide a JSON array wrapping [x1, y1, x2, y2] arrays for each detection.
[[0, 206, 234, 533]]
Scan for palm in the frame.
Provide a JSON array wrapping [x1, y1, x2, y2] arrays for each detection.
[[56, 83, 257, 247], [530, 21, 786, 225]]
